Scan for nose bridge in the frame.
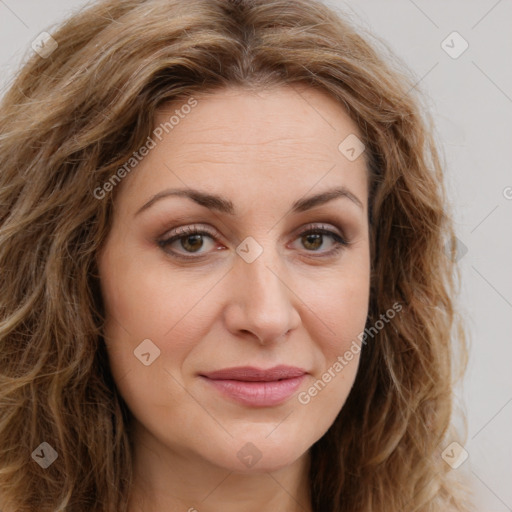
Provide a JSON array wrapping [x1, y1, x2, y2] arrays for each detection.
[[245, 254, 285, 308], [225, 242, 300, 343]]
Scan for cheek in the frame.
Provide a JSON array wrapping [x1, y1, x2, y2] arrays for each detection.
[[297, 252, 369, 405], [97, 241, 221, 396], [98, 241, 212, 340], [97, 250, 202, 431], [307, 252, 370, 351], [323, 276, 369, 352], [296, 276, 368, 427]]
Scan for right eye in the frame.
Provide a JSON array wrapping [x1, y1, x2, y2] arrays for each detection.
[[158, 225, 224, 259]]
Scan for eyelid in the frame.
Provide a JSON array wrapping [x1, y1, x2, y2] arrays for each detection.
[[293, 222, 346, 240], [165, 224, 218, 238]]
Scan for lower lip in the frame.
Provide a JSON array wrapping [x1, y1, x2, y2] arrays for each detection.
[[201, 375, 305, 407]]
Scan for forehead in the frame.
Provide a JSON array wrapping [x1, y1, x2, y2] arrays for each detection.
[[154, 84, 361, 150], [116, 85, 368, 213]]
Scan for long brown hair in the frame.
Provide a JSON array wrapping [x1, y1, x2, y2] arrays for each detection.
[[0, 0, 469, 510]]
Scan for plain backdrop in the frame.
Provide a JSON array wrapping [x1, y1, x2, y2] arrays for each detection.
[[1, 1, 511, 510]]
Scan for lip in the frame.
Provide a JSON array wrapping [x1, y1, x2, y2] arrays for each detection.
[[200, 365, 307, 407]]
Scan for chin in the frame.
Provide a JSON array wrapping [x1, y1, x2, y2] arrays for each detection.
[[203, 432, 312, 474]]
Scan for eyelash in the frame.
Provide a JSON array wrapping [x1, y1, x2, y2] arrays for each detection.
[[157, 223, 349, 261]]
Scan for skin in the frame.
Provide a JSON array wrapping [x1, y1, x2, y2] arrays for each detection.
[[97, 84, 370, 512]]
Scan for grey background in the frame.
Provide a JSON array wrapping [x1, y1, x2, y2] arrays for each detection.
[[1, 0, 511, 509]]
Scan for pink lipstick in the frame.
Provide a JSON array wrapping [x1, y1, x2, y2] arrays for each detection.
[[200, 365, 306, 407]]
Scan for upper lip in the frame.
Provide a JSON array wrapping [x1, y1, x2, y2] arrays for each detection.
[[200, 365, 306, 382]]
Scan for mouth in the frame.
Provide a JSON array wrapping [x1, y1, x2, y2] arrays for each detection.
[[199, 365, 307, 407]]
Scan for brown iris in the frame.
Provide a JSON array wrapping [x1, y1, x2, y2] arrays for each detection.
[[302, 232, 323, 251], [181, 234, 204, 252]]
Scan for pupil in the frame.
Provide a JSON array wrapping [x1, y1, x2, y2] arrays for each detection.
[[182, 234, 203, 252]]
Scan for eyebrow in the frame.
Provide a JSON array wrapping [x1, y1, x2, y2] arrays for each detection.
[[134, 185, 363, 217]]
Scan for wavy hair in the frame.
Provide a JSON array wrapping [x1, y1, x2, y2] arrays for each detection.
[[0, 0, 469, 510]]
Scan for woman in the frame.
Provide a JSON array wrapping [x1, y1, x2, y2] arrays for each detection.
[[0, 0, 470, 510]]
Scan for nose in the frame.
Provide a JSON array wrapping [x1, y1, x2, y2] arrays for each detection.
[[223, 251, 301, 345]]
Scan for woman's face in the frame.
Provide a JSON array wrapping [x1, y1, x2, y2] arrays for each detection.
[[98, 85, 370, 474]]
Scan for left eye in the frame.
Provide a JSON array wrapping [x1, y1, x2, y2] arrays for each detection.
[[291, 227, 348, 254]]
